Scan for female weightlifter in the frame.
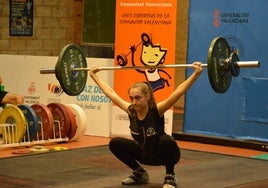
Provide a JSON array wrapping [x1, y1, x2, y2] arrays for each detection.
[[89, 62, 203, 188]]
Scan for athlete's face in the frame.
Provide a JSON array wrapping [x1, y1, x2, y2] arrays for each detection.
[[128, 88, 149, 112]]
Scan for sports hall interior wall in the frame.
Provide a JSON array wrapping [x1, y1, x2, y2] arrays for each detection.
[[0, 0, 188, 114]]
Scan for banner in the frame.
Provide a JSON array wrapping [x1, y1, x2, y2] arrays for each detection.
[[184, 0, 268, 142], [112, 0, 177, 136], [0, 55, 113, 137]]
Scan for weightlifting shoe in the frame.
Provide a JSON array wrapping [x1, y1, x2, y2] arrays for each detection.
[[162, 174, 178, 188], [121, 169, 149, 185]]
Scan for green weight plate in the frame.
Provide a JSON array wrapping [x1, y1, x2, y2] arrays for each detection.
[[207, 37, 232, 93], [55, 44, 87, 96]]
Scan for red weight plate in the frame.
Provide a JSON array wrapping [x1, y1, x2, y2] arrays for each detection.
[[64, 105, 77, 141], [31, 104, 54, 140], [12, 149, 31, 155], [47, 103, 71, 139]]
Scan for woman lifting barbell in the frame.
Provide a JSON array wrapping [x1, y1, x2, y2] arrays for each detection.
[[89, 62, 203, 188], [0, 75, 24, 107]]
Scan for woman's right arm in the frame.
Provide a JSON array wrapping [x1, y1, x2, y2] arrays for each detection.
[[89, 66, 130, 112]]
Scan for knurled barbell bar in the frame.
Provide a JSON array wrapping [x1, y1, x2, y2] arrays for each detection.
[[40, 36, 260, 96]]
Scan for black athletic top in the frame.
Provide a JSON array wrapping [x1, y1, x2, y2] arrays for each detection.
[[128, 105, 165, 153], [0, 91, 8, 108]]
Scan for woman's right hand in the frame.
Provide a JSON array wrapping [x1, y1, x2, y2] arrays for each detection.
[[192, 61, 203, 75]]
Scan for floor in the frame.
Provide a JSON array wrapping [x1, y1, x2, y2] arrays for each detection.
[[1, 107, 268, 187], [0, 135, 267, 159], [1, 137, 268, 188]]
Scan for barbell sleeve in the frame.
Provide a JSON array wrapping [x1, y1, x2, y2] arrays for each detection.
[[236, 61, 260, 67], [40, 68, 56, 74]]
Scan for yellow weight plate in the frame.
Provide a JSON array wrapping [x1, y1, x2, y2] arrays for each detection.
[[29, 145, 49, 153], [0, 105, 27, 143], [53, 146, 68, 151]]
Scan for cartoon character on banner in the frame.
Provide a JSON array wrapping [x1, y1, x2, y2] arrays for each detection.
[[117, 33, 171, 92]]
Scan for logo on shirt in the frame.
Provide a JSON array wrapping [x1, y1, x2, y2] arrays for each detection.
[[146, 127, 157, 137]]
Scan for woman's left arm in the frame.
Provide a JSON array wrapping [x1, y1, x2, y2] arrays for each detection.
[[157, 62, 203, 116]]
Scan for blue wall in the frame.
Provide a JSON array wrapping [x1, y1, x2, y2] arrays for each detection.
[[184, 0, 268, 142]]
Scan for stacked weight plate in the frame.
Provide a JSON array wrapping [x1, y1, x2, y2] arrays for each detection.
[[18, 104, 39, 142], [31, 103, 54, 141], [65, 104, 87, 142], [0, 103, 87, 147], [0, 105, 27, 144]]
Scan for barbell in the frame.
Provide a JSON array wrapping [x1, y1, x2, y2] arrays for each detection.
[[40, 36, 260, 96]]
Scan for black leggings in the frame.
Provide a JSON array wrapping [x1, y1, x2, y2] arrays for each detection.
[[109, 134, 181, 174]]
